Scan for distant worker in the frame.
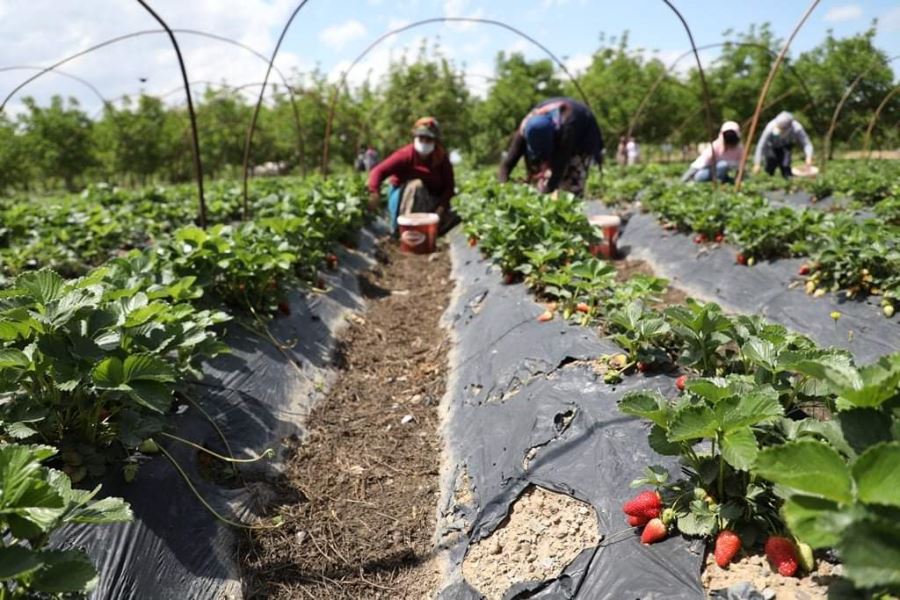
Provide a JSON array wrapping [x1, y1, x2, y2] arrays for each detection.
[[681, 121, 744, 184], [354, 148, 367, 172], [752, 111, 813, 178], [368, 117, 458, 234], [363, 145, 379, 171], [626, 136, 640, 166], [616, 136, 628, 166], [498, 97, 604, 197]]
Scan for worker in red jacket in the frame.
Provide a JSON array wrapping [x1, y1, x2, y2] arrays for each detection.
[[367, 116, 458, 234]]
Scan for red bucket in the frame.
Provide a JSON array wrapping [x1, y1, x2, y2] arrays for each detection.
[[397, 213, 439, 254], [588, 215, 622, 259]]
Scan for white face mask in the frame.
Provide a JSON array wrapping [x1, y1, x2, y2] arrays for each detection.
[[414, 139, 435, 156]]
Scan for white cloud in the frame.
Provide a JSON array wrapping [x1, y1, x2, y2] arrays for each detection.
[[0, 0, 309, 116], [443, 0, 485, 31], [563, 53, 593, 76], [823, 4, 863, 23], [386, 18, 412, 31], [881, 6, 900, 31], [319, 19, 367, 50]]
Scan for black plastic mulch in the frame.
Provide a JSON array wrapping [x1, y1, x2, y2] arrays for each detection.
[[436, 233, 705, 600], [606, 204, 898, 364], [57, 222, 389, 600]]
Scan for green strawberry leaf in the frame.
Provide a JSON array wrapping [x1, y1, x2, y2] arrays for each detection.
[[668, 405, 717, 441], [720, 426, 759, 470], [840, 519, 900, 589], [754, 440, 853, 504], [852, 442, 900, 507]]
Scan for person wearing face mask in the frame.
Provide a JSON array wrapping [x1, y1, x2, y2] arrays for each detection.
[[367, 116, 458, 234], [681, 121, 744, 184], [498, 97, 604, 197], [752, 111, 813, 178]]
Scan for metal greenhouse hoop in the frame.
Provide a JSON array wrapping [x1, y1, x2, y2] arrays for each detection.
[[822, 53, 899, 170], [735, 0, 821, 191], [318, 16, 594, 176], [863, 85, 899, 157]]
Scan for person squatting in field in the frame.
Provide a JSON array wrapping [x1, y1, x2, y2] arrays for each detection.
[[752, 111, 813, 178], [498, 97, 604, 197], [367, 116, 459, 234], [681, 121, 744, 184]]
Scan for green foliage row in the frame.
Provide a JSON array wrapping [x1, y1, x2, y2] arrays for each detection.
[[598, 162, 900, 307], [2, 25, 897, 193], [0, 175, 368, 597], [455, 178, 900, 594]]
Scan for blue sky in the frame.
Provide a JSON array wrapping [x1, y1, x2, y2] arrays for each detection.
[[1, 1, 898, 116]]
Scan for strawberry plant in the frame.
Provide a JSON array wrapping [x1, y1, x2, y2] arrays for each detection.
[[0, 268, 228, 478], [752, 352, 900, 595], [159, 224, 297, 316], [0, 442, 132, 598], [620, 375, 785, 545]]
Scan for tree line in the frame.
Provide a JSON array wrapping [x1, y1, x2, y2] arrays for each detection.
[[0, 24, 896, 193]]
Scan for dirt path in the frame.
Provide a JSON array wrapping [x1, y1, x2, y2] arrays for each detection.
[[241, 239, 453, 599]]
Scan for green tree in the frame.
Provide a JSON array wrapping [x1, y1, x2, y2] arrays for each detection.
[[572, 32, 693, 146], [18, 95, 95, 191], [469, 52, 564, 164], [0, 114, 31, 191], [371, 45, 473, 158], [795, 26, 896, 153]]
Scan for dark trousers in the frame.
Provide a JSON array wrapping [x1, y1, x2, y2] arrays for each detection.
[[764, 146, 793, 178]]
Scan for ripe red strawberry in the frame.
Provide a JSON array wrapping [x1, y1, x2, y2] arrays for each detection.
[[537, 310, 553, 322], [798, 264, 810, 276], [765, 536, 799, 577], [627, 514, 649, 527], [277, 301, 291, 316], [693, 233, 708, 244], [468, 236, 478, 247], [640, 518, 667, 544], [714, 233, 725, 243], [636, 361, 650, 373], [325, 253, 338, 269], [714, 530, 741, 568], [575, 302, 590, 313], [503, 272, 515, 285], [736, 253, 747, 265], [675, 375, 687, 391], [623, 490, 662, 519]]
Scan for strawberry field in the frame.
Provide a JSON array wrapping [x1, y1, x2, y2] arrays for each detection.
[[3, 3, 900, 599]]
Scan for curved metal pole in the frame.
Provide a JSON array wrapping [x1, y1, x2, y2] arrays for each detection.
[[735, 0, 821, 191], [321, 16, 594, 175], [0, 65, 112, 109], [133, 1, 206, 228], [627, 41, 819, 141], [863, 86, 899, 157], [240, 0, 312, 220], [2, 29, 293, 112], [0, 27, 307, 202], [659, 1, 717, 187], [822, 53, 899, 171]]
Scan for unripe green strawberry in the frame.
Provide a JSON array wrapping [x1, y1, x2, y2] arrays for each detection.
[[661, 507, 676, 525], [796, 541, 815, 573]]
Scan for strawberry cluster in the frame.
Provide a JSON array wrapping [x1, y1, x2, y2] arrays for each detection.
[[622, 490, 668, 544]]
